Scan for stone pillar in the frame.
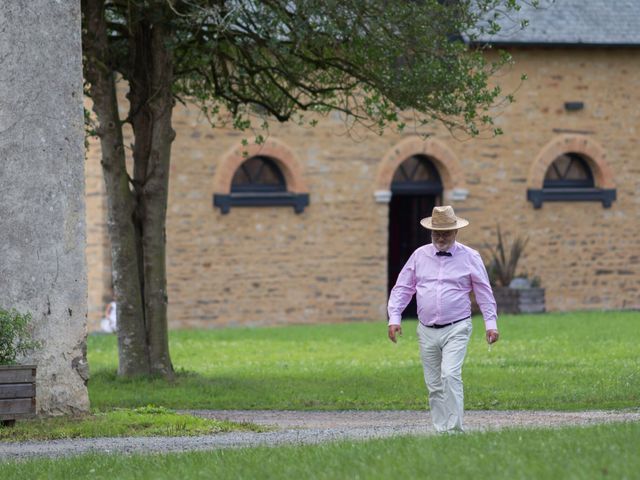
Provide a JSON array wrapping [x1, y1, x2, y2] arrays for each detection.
[[0, 2, 88, 415]]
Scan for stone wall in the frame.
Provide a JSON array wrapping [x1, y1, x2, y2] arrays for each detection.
[[0, 1, 88, 414], [85, 46, 640, 330]]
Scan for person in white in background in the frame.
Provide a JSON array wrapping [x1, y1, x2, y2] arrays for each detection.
[[100, 300, 117, 333], [387, 206, 499, 433]]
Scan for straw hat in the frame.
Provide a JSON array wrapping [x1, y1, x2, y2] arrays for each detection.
[[420, 206, 469, 231]]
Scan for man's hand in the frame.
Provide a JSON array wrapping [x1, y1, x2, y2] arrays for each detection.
[[486, 329, 499, 344], [388, 325, 402, 343]]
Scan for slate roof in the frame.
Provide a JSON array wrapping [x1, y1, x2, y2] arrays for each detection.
[[467, 0, 640, 46]]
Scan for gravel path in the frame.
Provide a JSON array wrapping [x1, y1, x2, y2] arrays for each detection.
[[1, 409, 639, 461]]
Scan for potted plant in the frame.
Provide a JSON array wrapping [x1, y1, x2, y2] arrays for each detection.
[[0, 308, 40, 427], [483, 226, 545, 314]]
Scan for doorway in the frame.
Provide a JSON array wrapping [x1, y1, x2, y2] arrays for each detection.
[[387, 155, 443, 319]]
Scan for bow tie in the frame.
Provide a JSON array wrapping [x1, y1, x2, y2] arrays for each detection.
[[436, 251, 452, 257]]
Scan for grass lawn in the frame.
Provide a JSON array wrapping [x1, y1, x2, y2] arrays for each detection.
[[0, 406, 264, 442], [1, 422, 639, 479], [88, 310, 640, 411]]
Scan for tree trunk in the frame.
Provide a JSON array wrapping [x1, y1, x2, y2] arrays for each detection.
[[83, 0, 150, 376], [127, 18, 176, 378], [83, 0, 175, 378]]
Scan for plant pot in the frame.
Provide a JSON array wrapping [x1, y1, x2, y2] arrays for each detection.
[[0, 365, 36, 426], [493, 287, 545, 314]]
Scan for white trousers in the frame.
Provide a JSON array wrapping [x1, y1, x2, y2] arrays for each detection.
[[417, 320, 472, 433]]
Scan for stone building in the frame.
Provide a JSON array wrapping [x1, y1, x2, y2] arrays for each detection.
[[85, 1, 640, 331]]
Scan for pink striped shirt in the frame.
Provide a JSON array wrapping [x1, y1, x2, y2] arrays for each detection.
[[388, 242, 497, 331]]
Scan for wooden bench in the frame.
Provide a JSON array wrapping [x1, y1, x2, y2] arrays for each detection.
[[0, 365, 36, 427]]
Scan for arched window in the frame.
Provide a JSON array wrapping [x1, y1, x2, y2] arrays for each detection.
[[231, 156, 286, 193], [214, 155, 309, 214], [527, 152, 615, 208], [543, 153, 594, 189], [391, 155, 443, 195]]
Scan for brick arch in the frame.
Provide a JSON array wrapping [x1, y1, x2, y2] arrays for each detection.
[[213, 138, 308, 194], [528, 135, 615, 189], [375, 136, 465, 193]]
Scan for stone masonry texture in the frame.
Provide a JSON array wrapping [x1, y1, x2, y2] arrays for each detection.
[[86, 47, 640, 331], [0, 1, 89, 414]]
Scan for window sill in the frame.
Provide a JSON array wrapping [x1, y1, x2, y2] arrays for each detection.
[[527, 188, 616, 209], [213, 192, 309, 214]]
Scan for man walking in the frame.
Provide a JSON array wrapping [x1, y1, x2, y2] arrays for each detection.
[[387, 205, 499, 433]]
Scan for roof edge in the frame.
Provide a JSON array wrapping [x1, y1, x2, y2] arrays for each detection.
[[468, 40, 640, 48]]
